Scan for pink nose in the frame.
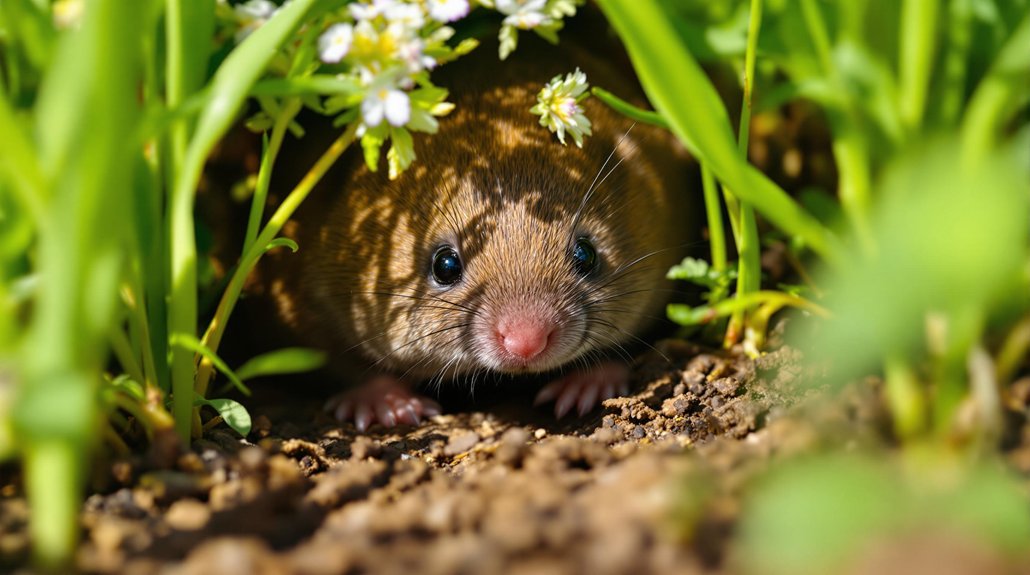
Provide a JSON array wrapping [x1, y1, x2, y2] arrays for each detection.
[[497, 317, 556, 360]]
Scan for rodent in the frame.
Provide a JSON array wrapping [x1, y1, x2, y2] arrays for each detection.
[[246, 33, 694, 427]]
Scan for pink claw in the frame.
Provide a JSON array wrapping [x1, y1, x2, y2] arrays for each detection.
[[535, 361, 632, 419], [325, 375, 442, 431]]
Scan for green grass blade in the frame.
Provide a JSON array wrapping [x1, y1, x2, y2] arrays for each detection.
[[235, 347, 326, 381], [0, 98, 45, 224], [168, 0, 318, 443], [170, 333, 251, 396], [17, 0, 145, 566], [961, 10, 1030, 165], [899, 0, 939, 132], [596, 0, 842, 265], [590, 86, 670, 129]]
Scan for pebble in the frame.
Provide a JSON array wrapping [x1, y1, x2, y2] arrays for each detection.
[[444, 430, 480, 456], [165, 499, 211, 531]]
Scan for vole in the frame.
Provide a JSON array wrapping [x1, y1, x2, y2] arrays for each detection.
[[250, 33, 694, 431]]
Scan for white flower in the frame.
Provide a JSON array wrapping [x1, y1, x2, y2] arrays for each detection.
[[530, 68, 592, 147], [496, 0, 550, 29], [234, 0, 278, 42], [383, 2, 425, 31], [363, 86, 412, 127], [349, 0, 398, 21], [235, 0, 277, 19], [503, 10, 546, 29], [496, 0, 546, 12], [318, 23, 355, 63], [396, 37, 436, 73], [427, 0, 470, 22]]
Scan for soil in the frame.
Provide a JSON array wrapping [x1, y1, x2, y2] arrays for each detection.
[[1, 336, 896, 575]]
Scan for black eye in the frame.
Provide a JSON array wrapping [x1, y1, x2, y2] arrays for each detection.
[[431, 246, 463, 286], [571, 237, 598, 276]]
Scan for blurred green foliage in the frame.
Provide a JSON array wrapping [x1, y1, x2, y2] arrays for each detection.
[[735, 453, 1030, 575]]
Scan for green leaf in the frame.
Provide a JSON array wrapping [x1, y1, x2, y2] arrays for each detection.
[[667, 257, 710, 281], [361, 125, 387, 172], [266, 237, 299, 253], [194, 396, 252, 437], [0, 98, 46, 223], [12, 371, 96, 443], [251, 75, 362, 97], [667, 303, 714, 326], [590, 86, 670, 129], [169, 332, 251, 396], [387, 127, 415, 179], [109, 374, 145, 402], [498, 24, 517, 60], [235, 347, 326, 381], [667, 257, 737, 289]]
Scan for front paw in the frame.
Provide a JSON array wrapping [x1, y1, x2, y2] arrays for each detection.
[[534, 361, 631, 418], [325, 375, 442, 432]]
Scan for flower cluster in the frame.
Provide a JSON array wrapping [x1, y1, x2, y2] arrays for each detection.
[[224, 0, 587, 179], [309, 0, 473, 177], [530, 67, 592, 147], [485, 0, 584, 59]]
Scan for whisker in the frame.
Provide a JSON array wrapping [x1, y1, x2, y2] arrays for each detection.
[[588, 317, 671, 365], [570, 124, 636, 240]]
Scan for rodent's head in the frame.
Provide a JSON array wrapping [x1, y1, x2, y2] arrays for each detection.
[[423, 180, 644, 376], [310, 99, 687, 381]]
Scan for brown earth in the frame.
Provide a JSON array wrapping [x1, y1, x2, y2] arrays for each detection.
[[0, 336, 900, 575]]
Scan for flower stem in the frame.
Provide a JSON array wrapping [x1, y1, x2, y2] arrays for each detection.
[[884, 355, 926, 440], [724, 0, 763, 349], [194, 121, 360, 407], [800, 0, 873, 250], [243, 98, 302, 253], [938, 0, 972, 126], [701, 163, 727, 281], [166, 0, 198, 445], [899, 0, 939, 132]]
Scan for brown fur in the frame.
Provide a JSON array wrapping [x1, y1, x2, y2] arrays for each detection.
[[250, 35, 694, 384]]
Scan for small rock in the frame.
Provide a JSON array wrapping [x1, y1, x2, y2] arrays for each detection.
[[252, 414, 273, 437], [237, 446, 267, 473], [349, 437, 382, 460], [444, 430, 480, 456], [495, 428, 530, 465], [170, 537, 284, 575], [110, 460, 135, 486], [500, 427, 530, 447], [534, 428, 548, 440], [712, 377, 741, 396], [590, 427, 620, 444], [165, 499, 210, 531]]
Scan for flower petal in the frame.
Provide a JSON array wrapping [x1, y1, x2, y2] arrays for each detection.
[[384, 90, 411, 127]]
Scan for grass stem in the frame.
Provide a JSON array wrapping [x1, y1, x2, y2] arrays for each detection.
[[194, 121, 360, 405], [725, 0, 763, 348], [899, 0, 939, 132], [243, 98, 302, 253]]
